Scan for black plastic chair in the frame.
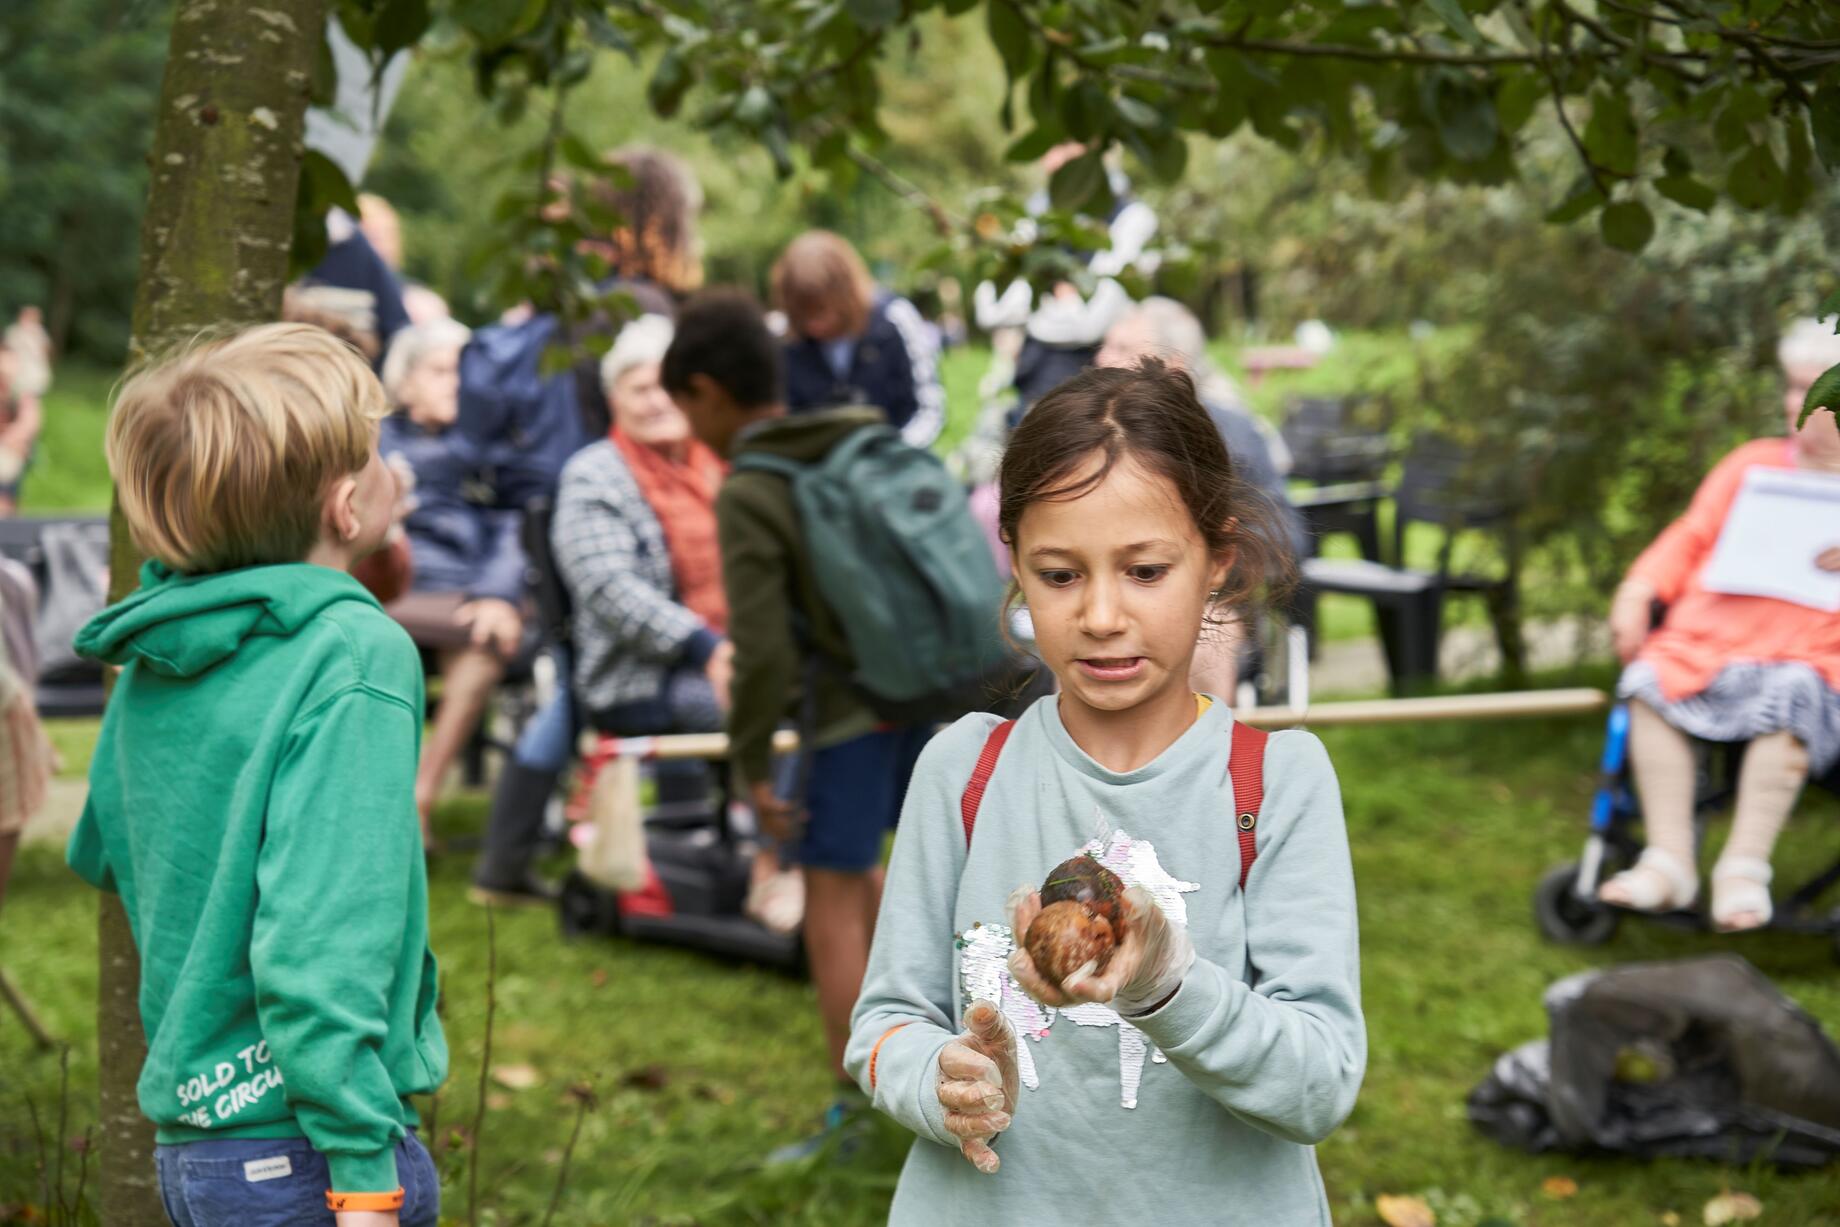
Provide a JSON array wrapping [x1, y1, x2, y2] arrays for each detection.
[[1298, 435, 1526, 691], [1281, 397, 1392, 563]]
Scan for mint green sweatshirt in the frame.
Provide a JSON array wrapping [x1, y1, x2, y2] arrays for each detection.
[[66, 561, 447, 1194], [846, 698, 1365, 1225]]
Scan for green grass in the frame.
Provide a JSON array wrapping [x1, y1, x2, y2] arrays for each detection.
[[22, 365, 118, 514], [5, 687, 1839, 1225]]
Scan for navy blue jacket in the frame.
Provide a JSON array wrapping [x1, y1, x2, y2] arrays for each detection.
[[379, 414, 526, 606], [304, 229, 409, 356], [456, 280, 676, 509], [783, 293, 942, 445]]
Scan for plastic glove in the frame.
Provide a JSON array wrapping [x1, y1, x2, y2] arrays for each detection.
[[935, 1000, 1019, 1174], [1006, 884, 1196, 1017]]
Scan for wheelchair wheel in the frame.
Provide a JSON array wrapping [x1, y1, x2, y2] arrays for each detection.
[[1535, 861, 1621, 946]]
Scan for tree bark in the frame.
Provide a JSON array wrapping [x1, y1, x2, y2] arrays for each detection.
[[100, 2, 326, 1223]]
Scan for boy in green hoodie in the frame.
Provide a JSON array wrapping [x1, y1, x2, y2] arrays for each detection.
[[661, 292, 932, 1160], [66, 323, 447, 1227]]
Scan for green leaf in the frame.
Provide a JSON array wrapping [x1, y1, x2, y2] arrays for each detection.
[[452, 0, 543, 45], [1048, 147, 1107, 211], [1782, 112, 1814, 214], [1203, 90, 1247, 138], [583, 12, 636, 59], [1713, 88, 1764, 152], [1661, 144, 1693, 178], [1424, 0, 1487, 48], [1582, 88, 1637, 177], [1599, 199, 1653, 251], [1812, 82, 1840, 169], [1817, 287, 1840, 326], [1798, 361, 1840, 428], [302, 149, 360, 215], [1545, 177, 1605, 223], [1061, 82, 1110, 141], [1206, 47, 1278, 90], [1115, 94, 1161, 131], [1425, 72, 1498, 162], [1127, 128, 1188, 183], [647, 48, 691, 118], [1006, 126, 1062, 162], [846, 0, 901, 28], [1495, 71, 1541, 134], [373, 0, 431, 57], [763, 125, 794, 178], [559, 131, 602, 172], [986, 1, 1034, 80], [1726, 143, 1783, 211], [1654, 174, 1715, 212]]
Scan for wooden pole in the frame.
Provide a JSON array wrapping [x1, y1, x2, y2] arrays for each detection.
[[593, 688, 1612, 761]]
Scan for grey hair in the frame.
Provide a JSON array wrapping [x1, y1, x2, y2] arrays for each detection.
[[380, 317, 471, 405], [1120, 297, 1245, 408], [1778, 316, 1840, 373], [600, 313, 675, 394]]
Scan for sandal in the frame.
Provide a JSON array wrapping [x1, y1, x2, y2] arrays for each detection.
[[746, 868, 806, 936], [1709, 856, 1773, 934], [1598, 847, 1698, 913]]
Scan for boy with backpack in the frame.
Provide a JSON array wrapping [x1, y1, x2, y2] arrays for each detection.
[[66, 324, 446, 1226], [661, 291, 1016, 1156]]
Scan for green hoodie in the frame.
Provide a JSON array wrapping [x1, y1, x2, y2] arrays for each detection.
[[66, 561, 447, 1194], [720, 406, 886, 785]]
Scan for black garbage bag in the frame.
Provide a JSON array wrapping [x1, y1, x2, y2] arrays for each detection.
[[1468, 955, 1840, 1168]]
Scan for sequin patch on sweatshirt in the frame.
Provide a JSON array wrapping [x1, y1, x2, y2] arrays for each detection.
[[956, 829, 1199, 1109]]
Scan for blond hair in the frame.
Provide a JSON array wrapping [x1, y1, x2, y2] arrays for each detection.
[[771, 230, 875, 338], [108, 323, 387, 573]]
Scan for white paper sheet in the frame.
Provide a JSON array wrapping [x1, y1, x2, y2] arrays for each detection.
[[1700, 466, 1840, 611]]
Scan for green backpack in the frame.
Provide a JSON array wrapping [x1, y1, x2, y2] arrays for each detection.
[[734, 422, 1026, 723]]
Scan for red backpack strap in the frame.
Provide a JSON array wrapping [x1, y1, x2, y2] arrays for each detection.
[[961, 719, 1017, 847], [1228, 720, 1270, 890]]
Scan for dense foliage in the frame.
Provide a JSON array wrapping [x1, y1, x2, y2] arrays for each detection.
[[0, 2, 168, 358]]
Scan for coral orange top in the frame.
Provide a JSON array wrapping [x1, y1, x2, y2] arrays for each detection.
[[1629, 437, 1840, 701]]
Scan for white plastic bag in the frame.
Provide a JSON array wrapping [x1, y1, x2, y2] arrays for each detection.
[[577, 752, 649, 893]]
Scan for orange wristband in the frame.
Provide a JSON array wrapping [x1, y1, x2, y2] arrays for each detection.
[[326, 1187, 405, 1212], [867, 1021, 911, 1090]]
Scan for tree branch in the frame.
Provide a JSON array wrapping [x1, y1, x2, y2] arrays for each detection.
[[1527, 2, 1612, 197]]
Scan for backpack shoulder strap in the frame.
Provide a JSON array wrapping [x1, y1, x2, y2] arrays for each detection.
[[1228, 720, 1270, 890], [731, 450, 804, 480], [960, 719, 1017, 847]]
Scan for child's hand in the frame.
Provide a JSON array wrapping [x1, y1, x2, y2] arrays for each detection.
[[333, 1211, 398, 1226], [747, 778, 800, 842], [935, 1000, 1019, 1174], [1007, 885, 1196, 1016]]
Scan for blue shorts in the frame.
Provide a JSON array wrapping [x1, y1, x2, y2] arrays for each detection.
[[155, 1132, 438, 1227], [790, 724, 930, 872]]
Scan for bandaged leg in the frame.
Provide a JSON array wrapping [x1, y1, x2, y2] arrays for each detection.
[[1599, 701, 1699, 911], [1711, 731, 1810, 932]]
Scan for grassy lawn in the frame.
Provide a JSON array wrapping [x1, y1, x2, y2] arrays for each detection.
[[21, 366, 119, 515], [5, 680, 1839, 1225]]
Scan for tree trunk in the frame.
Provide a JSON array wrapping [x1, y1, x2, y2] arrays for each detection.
[[99, 3, 326, 1223]]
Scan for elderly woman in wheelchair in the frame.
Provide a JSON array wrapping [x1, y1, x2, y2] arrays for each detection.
[[1596, 319, 1840, 933]]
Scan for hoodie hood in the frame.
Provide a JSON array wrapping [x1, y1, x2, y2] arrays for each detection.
[[732, 406, 885, 463], [76, 560, 381, 678]]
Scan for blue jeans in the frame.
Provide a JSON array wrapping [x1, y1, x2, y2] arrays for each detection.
[[514, 646, 577, 772], [155, 1133, 438, 1227]]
